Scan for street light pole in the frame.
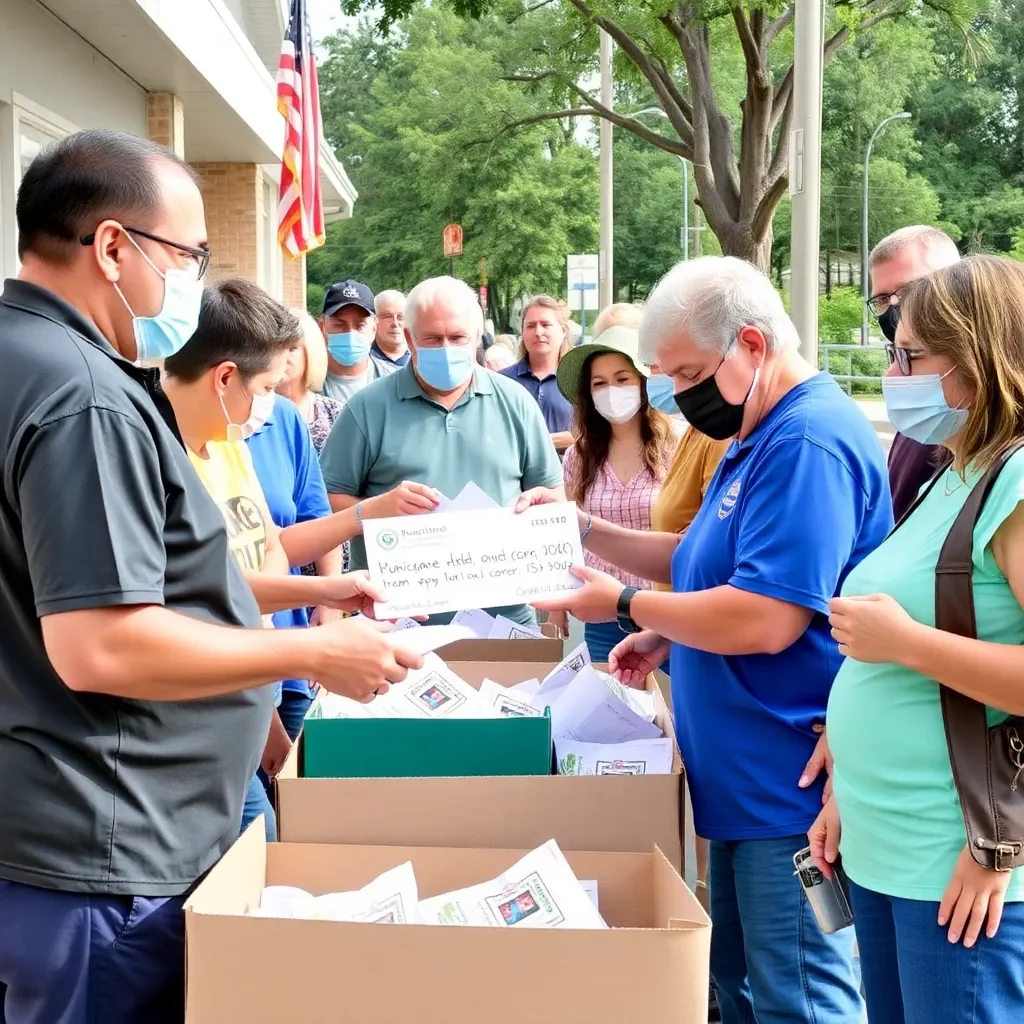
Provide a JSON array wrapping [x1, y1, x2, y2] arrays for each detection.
[[861, 112, 912, 345], [789, 0, 824, 367], [598, 30, 614, 308], [633, 106, 692, 260]]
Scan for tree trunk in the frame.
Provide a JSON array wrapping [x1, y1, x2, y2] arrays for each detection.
[[708, 216, 773, 274], [824, 250, 832, 298]]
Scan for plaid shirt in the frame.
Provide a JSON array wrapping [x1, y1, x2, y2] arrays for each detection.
[[562, 445, 666, 591]]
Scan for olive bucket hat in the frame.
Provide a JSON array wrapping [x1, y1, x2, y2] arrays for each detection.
[[556, 325, 650, 404]]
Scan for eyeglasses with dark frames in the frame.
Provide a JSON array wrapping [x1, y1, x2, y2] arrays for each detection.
[[866, 291, 900, 318], [884, 341, 912, 376], [80, 226, 211, 279]]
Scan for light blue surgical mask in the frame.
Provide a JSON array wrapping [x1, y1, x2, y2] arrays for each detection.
[[415, 344, 475, 391], [327, 331, 371, 366], [646, 374, 679, 414], [882, 369, 968, 446], [114, 233, 204, 362]]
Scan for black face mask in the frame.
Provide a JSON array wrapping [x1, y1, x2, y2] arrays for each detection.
[[673, 360, 756, 441], [877, 305, 899, 343]]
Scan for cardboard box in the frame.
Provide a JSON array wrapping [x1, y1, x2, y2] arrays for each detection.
[[184, 827, 710, 1024], [278, 662, 686, 869], [436, 621, 564, 664]]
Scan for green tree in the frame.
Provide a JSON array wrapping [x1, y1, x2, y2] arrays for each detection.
[[309, 9, 599, 326], [338, 0, 983, 271]]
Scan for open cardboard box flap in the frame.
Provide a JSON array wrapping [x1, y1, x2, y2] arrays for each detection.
[[277, 664, 686, 867], [184, 825, 710, 1024]]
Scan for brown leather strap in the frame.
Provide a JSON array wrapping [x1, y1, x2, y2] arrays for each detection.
[[934, 446, 1024, 867]]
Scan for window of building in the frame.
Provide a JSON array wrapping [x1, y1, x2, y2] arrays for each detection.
[[259, 172, 283, 300]]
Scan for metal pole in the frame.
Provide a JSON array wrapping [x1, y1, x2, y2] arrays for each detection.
[[860, 112, 912, 345], [598, 30, 614, 307], [682, 159, 689, 260], [789, 0, 824, 366]]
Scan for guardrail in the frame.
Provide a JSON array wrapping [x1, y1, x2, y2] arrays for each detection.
[[819, 342, 887, 396]]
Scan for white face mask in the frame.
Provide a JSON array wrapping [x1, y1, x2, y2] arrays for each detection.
[[593, 384, 642, 424], [245, 392, 276, 438]]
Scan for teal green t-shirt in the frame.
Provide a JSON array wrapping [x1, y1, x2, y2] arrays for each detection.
[[828, 450, 1024, 903]]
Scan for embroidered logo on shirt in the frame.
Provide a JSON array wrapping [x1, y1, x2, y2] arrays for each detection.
[[717, 479, 742, 519]]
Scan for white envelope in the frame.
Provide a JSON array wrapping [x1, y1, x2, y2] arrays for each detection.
[[548, 665, 664, 743], [555, 737, 675, 776]]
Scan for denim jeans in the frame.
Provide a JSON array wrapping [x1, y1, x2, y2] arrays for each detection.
[[849, 880, 1024, 1024], [277, 690, 314, 742], [710, 834, 862, 1024], [0, 880, 185, 1024], [241, 772, 277, 842], [584, 620, 628, 665]]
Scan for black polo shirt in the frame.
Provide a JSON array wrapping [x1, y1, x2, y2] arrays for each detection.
[[0, 280, 272, 897]]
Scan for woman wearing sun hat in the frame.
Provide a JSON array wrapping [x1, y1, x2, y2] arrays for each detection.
[[554, 326, 681, 662]]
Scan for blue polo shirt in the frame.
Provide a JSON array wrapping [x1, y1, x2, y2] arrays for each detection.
[[371, 341, 410, 368], [247, 395, 332, 697], [670, 373, 891, 841], [500, 359, 573, 433]]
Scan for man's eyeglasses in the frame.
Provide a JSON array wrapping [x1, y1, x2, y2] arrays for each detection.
[[80, 226, 211, 279], [866, 291, 898, 318]]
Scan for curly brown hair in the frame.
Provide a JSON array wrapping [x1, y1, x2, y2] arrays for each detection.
[[568, 353, 676, 503], [899, 254, 1024, 474]]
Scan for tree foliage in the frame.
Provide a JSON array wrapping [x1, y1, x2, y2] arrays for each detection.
[[334, 0, 986, 270]]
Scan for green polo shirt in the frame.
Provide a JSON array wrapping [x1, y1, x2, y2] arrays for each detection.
[[320, 364, 563, 624]]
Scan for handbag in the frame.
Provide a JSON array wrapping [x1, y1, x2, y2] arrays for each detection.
[[891, 446, 1024, 871]]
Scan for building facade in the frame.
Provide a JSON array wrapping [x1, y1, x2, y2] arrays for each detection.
[[0, 0, 356, 305]]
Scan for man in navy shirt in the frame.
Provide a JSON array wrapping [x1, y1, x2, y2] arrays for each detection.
[[500, 295, 574, 454], [531, 256, 889, 1024]]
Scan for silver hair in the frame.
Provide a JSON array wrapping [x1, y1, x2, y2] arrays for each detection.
[[869, 226, 959, 270], [639, 256, 798, 363], [375, 288, 406, 312], [405, 276, 483, 340]]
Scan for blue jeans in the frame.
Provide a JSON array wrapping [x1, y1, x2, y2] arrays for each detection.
[[849, 880, 1024, 1024], [584, 620, 628, 664], [0, 880, 185, 1024], [710, 835, 862, 1024], [277, 690, 313, 742], [241, 772, 277, 842]]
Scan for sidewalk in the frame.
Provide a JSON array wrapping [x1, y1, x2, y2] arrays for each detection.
[[854, 398, 893, 452]]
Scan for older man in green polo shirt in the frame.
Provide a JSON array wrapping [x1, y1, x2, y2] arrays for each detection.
[[320, 276, 564, 626]]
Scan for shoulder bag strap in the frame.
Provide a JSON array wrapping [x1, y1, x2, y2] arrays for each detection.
[[937, 444, 1024, 867]]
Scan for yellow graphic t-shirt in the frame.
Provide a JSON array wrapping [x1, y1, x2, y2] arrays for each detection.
[[188, 441, 272, 623]]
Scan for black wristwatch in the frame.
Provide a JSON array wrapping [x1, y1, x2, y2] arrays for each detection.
[[616, 586, 642, 634]]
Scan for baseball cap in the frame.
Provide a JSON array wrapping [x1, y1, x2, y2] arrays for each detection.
[[556, 326, 649, 405], [322, 280, 375, 318]]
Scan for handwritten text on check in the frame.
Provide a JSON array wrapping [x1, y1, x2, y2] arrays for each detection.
[[365, 503, 584, 618]]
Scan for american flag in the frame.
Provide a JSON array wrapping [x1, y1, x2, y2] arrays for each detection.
[[276, 0, 325, 257]]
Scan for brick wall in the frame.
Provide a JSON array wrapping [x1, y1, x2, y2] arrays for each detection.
[[282, 253, 307, 309], [146, 93, 184, 158], [191, 163, 261, 283]]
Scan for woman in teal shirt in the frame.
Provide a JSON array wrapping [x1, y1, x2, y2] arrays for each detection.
[[812, 255, 1024, 1023]]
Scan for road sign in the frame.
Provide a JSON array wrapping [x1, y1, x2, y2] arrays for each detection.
[[443, 224, 463, 258], [567, 254, 599, 312]]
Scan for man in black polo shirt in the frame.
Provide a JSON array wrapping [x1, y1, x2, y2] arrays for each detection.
[[0, 131, 420, 1024]]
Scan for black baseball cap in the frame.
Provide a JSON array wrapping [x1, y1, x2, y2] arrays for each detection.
[[322, 280, 375, 317]]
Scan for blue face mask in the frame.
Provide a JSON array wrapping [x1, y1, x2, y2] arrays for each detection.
[[327, 331, 371, 367], [646, 374, 679, 414], [415, 344, 475, 392], [882, 370, 968, 446], [114, 233, 204, 362]]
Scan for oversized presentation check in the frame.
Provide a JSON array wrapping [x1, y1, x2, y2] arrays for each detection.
[[365, 502, 584, 618]]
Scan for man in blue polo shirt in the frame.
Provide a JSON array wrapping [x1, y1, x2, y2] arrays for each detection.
[[530, 257, 889, 1024], [500, 295, 574, 454]]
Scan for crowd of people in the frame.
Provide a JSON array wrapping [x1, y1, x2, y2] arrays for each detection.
[[1, 128, 1023, 1024]]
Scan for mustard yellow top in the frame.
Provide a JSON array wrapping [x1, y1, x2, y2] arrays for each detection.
[[650, 427, 731, 590]]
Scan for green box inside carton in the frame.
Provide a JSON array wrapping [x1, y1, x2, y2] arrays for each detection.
[[301, 704, 553, 779]]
